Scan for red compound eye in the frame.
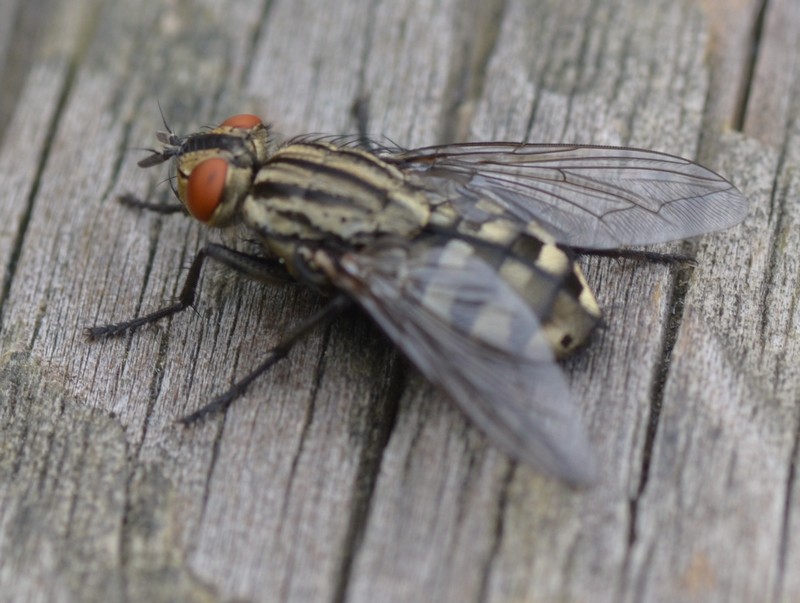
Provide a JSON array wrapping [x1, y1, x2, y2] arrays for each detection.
[[186, 158, 228, 222], [220, 114, 262, 129]]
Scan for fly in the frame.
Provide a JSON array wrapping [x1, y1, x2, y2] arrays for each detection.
[[88, 113, 749, 486]]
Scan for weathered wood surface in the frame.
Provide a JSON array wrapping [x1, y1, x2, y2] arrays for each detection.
[[0, 0, 797, 601]]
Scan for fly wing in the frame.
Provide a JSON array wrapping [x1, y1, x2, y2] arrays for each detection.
[[332, 238, 597, 486], [384, 143, 748, 249]]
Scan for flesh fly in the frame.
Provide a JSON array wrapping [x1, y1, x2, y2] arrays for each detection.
[[89, 113, 748, 486]]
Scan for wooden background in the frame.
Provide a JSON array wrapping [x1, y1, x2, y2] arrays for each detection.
[[0, 0, 797, 601]]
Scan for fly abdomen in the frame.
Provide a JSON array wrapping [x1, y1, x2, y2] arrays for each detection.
[[431, 210, 602, 357], [242, 142, 430, 246]]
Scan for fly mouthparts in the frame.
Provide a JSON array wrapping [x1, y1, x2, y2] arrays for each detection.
[[137, 131, 183, 168]]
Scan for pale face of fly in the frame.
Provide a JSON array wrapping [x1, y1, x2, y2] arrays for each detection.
[[143, 114, 271, 226]]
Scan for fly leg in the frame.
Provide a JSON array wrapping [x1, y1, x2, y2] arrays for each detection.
[[571, 247, 697, 267], [351, 93, 375, 152], [178, 294, 352, 425], [87, 243, 294, 339], [117, 193, 185, 214]]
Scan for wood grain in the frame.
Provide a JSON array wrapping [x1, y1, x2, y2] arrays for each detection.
[[0, 0, 797, 602]]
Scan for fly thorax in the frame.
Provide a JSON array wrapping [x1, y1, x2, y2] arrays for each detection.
[[241, 142, 431, 246]]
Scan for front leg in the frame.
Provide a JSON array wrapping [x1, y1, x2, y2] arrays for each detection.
[[87, 243, 294, 339], [178, 294, 351, 424], [570, 246, 697, 266], [117, 193, 185, 215]]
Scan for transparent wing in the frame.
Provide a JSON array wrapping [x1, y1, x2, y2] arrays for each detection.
[[385, 143, 748, 249], [332, 238, 597, 486]]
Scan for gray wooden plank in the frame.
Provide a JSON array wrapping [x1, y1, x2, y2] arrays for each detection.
[[624, 137, 787, 603], [0, 1, 274, 601], [188, 1, 499, 600], [0, 9, 125, 601], [0, 0, 98, 317], [624, 0, 800, 600], [0, 0, 67, 144], [0, 0, 794, 602], [698, 0, 764, 132], [3, 0, 483, 601], [346, 1, 778, 602], [742, 0, 800, 147]]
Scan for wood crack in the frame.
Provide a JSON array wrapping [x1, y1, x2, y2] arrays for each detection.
[[733, 0, 770, 131]]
